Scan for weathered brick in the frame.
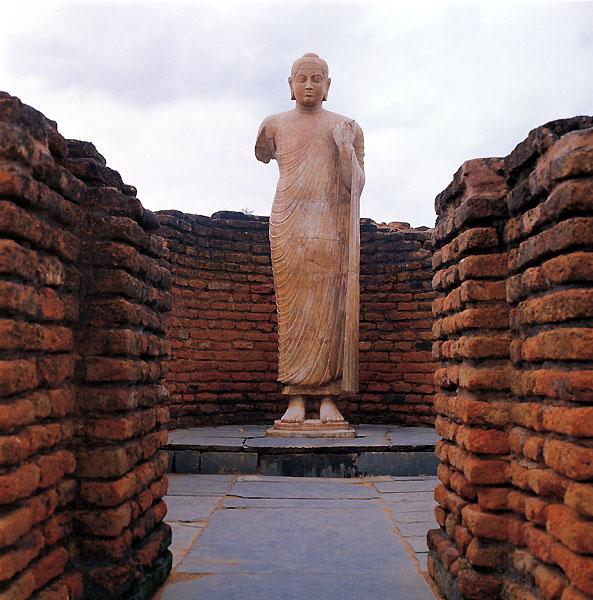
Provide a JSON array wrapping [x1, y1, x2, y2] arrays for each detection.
[[524, 523, 557, 564], [28, 545, 70, 593], [511, 402, 545, 432], [458, 253, 507, 280], [75, 503, 132, 537], [565, 482, 593, 518], [79, 474, 136, 507], [462, 504, 518, 541], [533, 564, 566, 600], [543, 406, 593, 437], [513, 369, 593, 404], [523, 435, 545, 462], [527, 469, 570, 500], [456, 425, 509, 454], [544, 440, 593, 481], [509, 218, 593, 273], [466, 537, 507, 568], [513, 289, 593, 328], [0, 528, 44, 583], [463, 454, 509, 485], [547, 504, 593, 554], [457, 565, 502, 600], [554, 541, 593, 596], [0, 504, 34, 548], [75, 446, 131, 479], [0, 359, 39, 397], [0, 462, 41, 504], [477, 487, 510, 511], [0, 397, 36, 432], [507, 252, 593, 303]]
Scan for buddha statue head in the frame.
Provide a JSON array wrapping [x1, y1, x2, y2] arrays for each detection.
[[288, 52, 331, 107]]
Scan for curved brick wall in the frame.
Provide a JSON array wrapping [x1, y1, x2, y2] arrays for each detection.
[[0, 93, 171, 600], [157, 210, 436, 428], [429, 116, 593, 600]]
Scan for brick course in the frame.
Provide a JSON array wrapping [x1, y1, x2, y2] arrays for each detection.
[[157, 211, 436, 427]]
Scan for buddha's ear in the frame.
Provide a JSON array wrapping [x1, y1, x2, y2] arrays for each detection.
[[323, 77, 331, 101], [288, 77, 295, 101]]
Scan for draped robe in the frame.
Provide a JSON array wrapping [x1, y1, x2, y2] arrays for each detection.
[[256, 109, 365, 395]]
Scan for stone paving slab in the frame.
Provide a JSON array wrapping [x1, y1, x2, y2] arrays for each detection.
[[373, 478, 438, 493], [222, 497, 378, 509], [165, 495, 220, 522], [168, 523, 203, 568], [383, 490, 434, 502], [406, 535, 430, 553], [168, 426, 267, 444], [177, 507, 422, 575], [387, 500, 437, 517], [387, 427, 439, 447], [161, 474, 439, 600], [162, 571, 433, 600], [167, 474, 235, 496], [389, 510, 438, 524], [397, 520, 438, 537], [238, 474, 383, 484], [230, 479, 378, 499], [177, 437, 247, 449], [244, 435, 389, 449]]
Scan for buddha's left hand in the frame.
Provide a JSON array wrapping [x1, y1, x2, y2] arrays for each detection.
[[332, 120, 356, 149]]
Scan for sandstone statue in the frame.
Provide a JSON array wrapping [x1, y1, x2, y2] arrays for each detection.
[[255, 53, 365, 436]]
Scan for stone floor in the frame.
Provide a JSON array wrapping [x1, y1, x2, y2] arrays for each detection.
[[157, 474, 439, 600]]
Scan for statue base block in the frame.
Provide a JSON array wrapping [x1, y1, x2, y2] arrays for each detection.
[[266, 419, 356, 438]]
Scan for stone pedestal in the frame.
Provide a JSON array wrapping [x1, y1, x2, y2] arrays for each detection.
[[266, 419, 356, 439]]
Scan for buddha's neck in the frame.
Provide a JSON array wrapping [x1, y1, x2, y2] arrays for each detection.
[[295, 104, 324, 115]]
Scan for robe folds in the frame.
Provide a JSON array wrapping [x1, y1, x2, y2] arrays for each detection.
[[256, 109, 365, 395]]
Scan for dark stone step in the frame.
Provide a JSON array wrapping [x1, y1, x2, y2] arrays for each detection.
[[166, 425, 438, 477]]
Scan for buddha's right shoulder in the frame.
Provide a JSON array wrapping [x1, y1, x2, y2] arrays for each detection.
[[259, 110, 294, 129]]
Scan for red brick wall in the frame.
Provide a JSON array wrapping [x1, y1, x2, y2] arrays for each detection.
[[0, 93, 172, 599], [429, 116, 593, 600], [359, 220, 435, 424], [158, 210, 436, 427]]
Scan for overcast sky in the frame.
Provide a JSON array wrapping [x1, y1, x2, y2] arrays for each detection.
[[2, 1, 592, 227]]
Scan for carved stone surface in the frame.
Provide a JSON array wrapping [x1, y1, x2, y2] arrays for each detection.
[[256, 53, 365, 433]]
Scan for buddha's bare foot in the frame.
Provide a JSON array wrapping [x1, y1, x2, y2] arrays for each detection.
[[280, 396, 306, 423], [320, 397, 345, 423]]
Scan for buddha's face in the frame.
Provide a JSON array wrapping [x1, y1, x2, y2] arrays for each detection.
[[289, 65, 330, 108]]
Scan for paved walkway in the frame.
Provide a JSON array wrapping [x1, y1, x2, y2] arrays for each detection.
[[158, 474, 439, 600]]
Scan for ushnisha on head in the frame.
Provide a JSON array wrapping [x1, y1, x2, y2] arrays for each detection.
[[288, 52, 331, 108]]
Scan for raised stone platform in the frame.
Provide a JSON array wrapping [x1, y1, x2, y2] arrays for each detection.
[[166, 425, 438, 477], [266, 418, 357, 438]]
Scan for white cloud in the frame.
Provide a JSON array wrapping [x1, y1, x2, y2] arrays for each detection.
[[1, 0, 592, 226]]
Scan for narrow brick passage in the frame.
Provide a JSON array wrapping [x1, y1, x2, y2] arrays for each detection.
[[158, 474, 438, 600]]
